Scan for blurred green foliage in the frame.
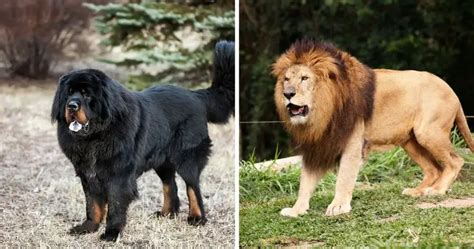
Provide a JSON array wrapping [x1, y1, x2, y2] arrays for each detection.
[[240, 0, 474, 161], [86, 1, 234, 89]]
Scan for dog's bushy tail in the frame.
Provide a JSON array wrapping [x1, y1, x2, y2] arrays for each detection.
[[196, 40, 235, 124]]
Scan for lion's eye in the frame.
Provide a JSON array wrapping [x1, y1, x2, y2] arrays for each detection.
[[302, 76, 309, 81], [284, 77, 289, 81]]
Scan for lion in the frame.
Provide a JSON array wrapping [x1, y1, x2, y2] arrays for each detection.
[[272, 39, 474, 217]]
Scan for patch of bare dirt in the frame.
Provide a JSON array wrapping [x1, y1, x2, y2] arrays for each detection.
[[417, 197, 474, 209], [0, 82, 235, 247]]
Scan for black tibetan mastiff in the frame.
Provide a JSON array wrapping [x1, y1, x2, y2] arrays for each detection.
[[51, 41, 234, 241]]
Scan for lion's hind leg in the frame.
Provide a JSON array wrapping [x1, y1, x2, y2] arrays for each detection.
[[414, 129, 464, 196], [401, 138, 442, 197]]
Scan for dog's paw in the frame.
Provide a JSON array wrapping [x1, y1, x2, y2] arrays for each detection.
[[280, 207, 306, 217], [155, 211, 178, 219], [99, 229, 120, 242], [325, 201, 351, 216], [69, 221, 99, 235], [402, 187, 423, 197], [187, 216, 207, 226]]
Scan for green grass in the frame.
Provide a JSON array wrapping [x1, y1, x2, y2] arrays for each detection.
[[240, 132, 474, 247]]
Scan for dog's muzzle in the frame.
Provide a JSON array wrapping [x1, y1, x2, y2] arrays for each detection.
[[69, 120, 89, 132]]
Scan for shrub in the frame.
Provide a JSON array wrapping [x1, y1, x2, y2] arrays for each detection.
[[0, 0, 107, 78], [85, 1, 234, 89]]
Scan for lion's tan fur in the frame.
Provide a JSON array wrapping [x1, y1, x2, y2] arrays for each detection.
[[274, 40, 474, 217]]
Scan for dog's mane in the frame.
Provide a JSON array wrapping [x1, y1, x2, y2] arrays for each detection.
[[273, 39, 376, 168]]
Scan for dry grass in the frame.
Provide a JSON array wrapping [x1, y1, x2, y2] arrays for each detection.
[[0, 81, 235, 247]]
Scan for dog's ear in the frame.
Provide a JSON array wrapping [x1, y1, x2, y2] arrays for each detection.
[[98, 84, 112, 121], [51, 74, 69, 123], [95, 74, 126, 123]]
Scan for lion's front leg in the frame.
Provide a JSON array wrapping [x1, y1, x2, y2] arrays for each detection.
[[280, 165, 326, 217], [326, 122, 365, 216]]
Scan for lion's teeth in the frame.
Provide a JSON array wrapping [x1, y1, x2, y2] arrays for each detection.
[[69, 121, 82, 132]]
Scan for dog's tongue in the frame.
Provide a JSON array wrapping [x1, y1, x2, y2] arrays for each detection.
[[69, 120, 83, 132], [291, 106, 304, 115]]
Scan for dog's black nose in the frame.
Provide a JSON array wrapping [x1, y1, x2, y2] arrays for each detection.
[[283, 91, 296, 100], [67, 101, 79, 112]]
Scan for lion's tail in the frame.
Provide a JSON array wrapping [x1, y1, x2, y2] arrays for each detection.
[[195, 40, 235, 124], [455, 105, 474, 152]]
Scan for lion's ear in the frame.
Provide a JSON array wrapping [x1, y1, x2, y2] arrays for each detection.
[[316, 58, 346, 82], [331, 58, 347, 81]]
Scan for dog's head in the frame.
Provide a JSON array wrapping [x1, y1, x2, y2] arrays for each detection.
[[51, 69, 125, 137]]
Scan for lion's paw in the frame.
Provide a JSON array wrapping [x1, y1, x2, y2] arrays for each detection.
[[422, 187, 446, 196], [402, 187, 423, 197], [280, 207, 306, 217], [325, 201, 351, 216]]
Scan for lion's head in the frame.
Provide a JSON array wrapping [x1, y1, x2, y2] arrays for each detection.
[[272, 39, 375, 167]]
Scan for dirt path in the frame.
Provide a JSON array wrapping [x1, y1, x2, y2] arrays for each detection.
[[417, 197, 474, 209], [0, 82, 235, 247]]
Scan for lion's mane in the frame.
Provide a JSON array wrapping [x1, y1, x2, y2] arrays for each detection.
[[273, 39, 376, 168]]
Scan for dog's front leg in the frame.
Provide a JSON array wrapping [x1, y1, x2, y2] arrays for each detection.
[[100, 174, 137, 242], [280, 165, 326, 217], [70, 174, 106, 235], [326, 122, 364, 216]]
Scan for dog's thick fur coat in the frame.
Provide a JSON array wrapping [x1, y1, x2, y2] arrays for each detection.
[[273, 39, 473, 217], [51, 41, 234, 241]]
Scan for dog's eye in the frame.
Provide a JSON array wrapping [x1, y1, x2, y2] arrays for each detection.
[[81, 89, 90, 98], [301, 76, 309, 81]]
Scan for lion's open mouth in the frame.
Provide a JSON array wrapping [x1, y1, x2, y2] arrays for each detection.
[[287, 103, 308, 117]]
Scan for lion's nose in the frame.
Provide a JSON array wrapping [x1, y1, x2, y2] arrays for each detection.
[[283, 91, 296, 100], [67, 100, 80, 112]]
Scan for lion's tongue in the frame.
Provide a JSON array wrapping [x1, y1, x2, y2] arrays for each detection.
[[291, 106, 304, 115], [69, 120, 83, 132]]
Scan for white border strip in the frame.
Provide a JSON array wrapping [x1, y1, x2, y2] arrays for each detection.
[[233, 1, 240, 247]]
